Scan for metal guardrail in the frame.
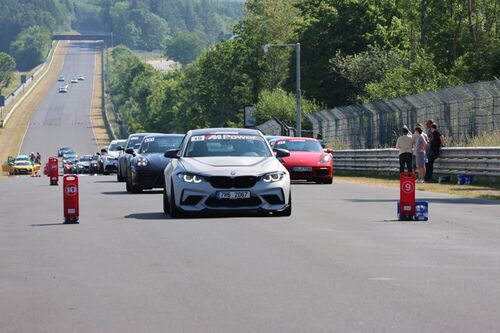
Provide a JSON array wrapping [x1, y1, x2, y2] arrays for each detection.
[[333, 147, 500, 177], [1, 41, 59, 127]]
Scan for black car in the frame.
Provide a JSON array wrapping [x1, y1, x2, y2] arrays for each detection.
[[117, 133, 160, 182], [126, 134, 184, 193]]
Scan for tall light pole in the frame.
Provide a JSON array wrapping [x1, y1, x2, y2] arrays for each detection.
[[264, 43, 301, 137]]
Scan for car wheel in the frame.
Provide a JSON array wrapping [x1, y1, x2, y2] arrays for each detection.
[[117, 169, 125, 182], [170, 183, 184, 218], [275, 190, 292, 216], [163, 185, 171, 214], [125, 171, 132, 193]]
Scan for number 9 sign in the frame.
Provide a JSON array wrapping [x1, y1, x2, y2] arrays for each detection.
[[401, 180, 414, 194]]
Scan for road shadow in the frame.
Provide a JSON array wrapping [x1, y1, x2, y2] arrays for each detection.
[[346, 197, 499, 206], [125, 212, 167, 220], [102, 191, 128, 195], [30, 223, 76, 227], [125, 211, 283, 221], [94, 180, 118, 183]]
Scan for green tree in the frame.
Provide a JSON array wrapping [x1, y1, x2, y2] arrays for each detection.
[[0, 52, 16, 95], [10, 26, 51, 71], [163, 31, 205, 64], [255, 88, 322, 127]]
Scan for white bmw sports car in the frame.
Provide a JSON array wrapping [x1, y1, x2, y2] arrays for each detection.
[[163, 128, 292, 217]]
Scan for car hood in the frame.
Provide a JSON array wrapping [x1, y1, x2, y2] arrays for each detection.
[[179, 157, 284, 176], [77, 161, 90, 166], [137, 153, 170, 170]]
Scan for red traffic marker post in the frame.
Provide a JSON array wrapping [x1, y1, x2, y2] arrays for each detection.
[[48, 157, 59, 185], [399, 172, 416, 221], [63, 175, 79, 223]]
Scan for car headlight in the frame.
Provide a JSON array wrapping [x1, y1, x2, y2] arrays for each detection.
[[261, 172, 285, 183], [320, 155, 331, 163], [137, 157, 148, 167], [177, 173, 204, 183]]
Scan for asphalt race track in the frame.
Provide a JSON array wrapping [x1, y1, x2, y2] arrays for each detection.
[[1, 42, 500, 333], [21, 41, 100, 159]]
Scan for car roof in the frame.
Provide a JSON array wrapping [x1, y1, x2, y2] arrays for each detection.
[[274, 137, 319, 142], [187, 128, 263, 136], [142, 134, 184, 139]]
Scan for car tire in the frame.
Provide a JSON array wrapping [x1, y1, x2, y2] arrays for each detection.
[[117, 169, 125, 182], [163, 185, 170, 214], [103, 171, 109, 175], [170, 183, 184, 218], [275, 191, 292, 216], [125, 171, 132, 193], [317, 178, 333, 184]]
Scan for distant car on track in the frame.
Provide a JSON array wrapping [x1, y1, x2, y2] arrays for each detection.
[[9, 161, 36, 175], [126, 134, 184, 193], [162, 128, 292, 217], [58, 147, 74, 157], [117, 133, 160, 182], [77, 75, 85, 81], [58, 85, 68, 93], [76, 155, 93, 174], [100, 139, 126, 175], [270, 137, 333, 184], [57, 76, 65, 82], [70, 78, 78, 83]]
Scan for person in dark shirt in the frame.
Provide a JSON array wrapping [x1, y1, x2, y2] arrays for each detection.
[[425, 123, 444, 181]]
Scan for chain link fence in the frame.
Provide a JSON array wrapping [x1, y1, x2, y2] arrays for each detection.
[[307, 80, 500, 149]]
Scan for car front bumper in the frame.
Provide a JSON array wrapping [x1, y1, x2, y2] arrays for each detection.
[[171, 174, 291, 214]]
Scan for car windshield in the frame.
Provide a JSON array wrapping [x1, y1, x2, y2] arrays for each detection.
[[109, 141, 125, 151], [15, 161, 31, 166], [140, 136, 183, 154], [273, 139, 323, 152], [79, 156, 92, 161], [185, 134, 271, 157], [126, 135, 146, 149]]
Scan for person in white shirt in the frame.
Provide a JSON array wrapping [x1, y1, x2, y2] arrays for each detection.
[[414, 127, 427, 183], [396, 126, 413, 173]]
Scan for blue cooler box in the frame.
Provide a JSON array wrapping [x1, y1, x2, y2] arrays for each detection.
[[397, 201, 429, 221], [458, 174, 475, 185]]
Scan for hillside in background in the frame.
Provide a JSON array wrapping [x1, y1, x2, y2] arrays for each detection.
[[97, 0, 244, 51]]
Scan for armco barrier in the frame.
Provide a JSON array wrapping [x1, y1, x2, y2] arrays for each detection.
[[2, 42, 60, 127], [333, 147, 500, 177]]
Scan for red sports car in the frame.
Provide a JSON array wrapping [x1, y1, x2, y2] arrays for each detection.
[[271, 137, 333, 184]]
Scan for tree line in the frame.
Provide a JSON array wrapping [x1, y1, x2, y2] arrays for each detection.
[[108, 0, 499, 135]]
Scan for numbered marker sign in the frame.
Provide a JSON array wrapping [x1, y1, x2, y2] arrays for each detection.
[[65, 184, 78, 196], [401, 180, 414, 194]]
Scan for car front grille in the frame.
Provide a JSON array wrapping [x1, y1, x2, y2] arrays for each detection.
[[208, 176, 258, 189], [205, 197, 262, 207]]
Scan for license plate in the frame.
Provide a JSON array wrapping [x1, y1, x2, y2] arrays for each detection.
[[293, 166, 312, 172], [216, 191, 251, 200]]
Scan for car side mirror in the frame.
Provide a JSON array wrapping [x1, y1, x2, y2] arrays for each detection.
[[274, 148, 290, 158], [100, 148, 107, 154], [125, 148, 134, 155], [164, 149, 180, 159], [325, 148, 334, 154]]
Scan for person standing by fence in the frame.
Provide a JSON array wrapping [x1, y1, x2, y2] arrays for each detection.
[[414, 127, 427, 183], [396, 125, 413, 173], [425, 123, 444, 181]]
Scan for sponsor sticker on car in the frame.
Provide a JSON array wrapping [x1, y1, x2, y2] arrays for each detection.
[[191, 134, 260, 141]]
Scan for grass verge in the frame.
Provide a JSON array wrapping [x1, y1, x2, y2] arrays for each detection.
[[90, 47, 111, 149], [334, 172, 500, 201], [0, 42, 68, 177]]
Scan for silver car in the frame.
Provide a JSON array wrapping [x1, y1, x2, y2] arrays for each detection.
[[163, 128, 292, 217]]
